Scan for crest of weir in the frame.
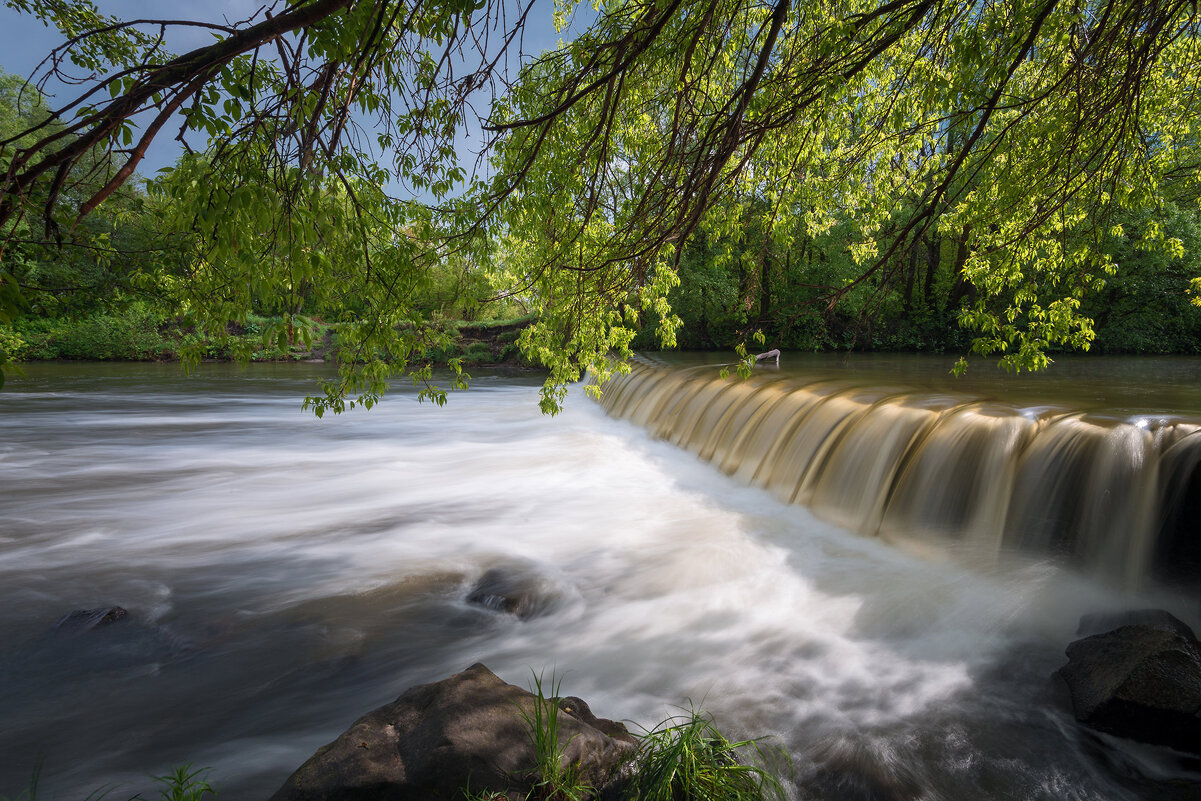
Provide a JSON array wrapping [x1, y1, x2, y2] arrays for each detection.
[[593, 358, 1201, 590]]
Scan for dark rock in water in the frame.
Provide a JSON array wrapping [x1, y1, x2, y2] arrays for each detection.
[[466, 563, 560, 620], [53, 606, 129, 634], [1057, 618, 1201, 756], [27, 607, 196, 678], [269, 663, 636, 801], [1077, 609, 1196, 640]]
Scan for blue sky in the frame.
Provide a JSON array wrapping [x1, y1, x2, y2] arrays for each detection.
[[0, 1, 268, 174], [0, 0, 584, 181]]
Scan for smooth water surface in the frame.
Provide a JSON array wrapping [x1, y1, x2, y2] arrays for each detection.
[[644, 352, 1201, 417], [1, 360, 1198, 799]]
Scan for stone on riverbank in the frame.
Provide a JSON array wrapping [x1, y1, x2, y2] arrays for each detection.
[[1057, 611, 1201, 756], [269, 663, 637, 801]]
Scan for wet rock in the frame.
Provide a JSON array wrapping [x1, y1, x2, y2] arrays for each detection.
[[269, 663, 636, 801], [466, 563, 560, 620], [53, 606, 129, 634], [555, 696, 637, 745], [1076, 609, 1196, 639], [1057, 617, 1201, 756]]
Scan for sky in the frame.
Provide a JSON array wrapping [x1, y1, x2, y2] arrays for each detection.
[[0, 0, 586, 182], [0, 1, 268, 174]]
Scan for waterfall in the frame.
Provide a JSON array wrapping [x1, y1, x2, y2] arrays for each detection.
[[593, 357, 1201, 590]]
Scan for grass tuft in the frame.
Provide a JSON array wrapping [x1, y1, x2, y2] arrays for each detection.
[[151, 764, 215, 801], [628, 707, 785, 801]]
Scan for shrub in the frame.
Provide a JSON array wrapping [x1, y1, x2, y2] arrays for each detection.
[[0, 325, 29, 361], [15, 304, 169, 360], [460, 342, 494, 365]]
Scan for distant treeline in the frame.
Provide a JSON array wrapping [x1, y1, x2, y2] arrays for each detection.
[[631, 199, 1201, 358]]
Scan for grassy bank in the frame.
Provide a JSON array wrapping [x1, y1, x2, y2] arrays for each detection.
[[0, 310, 539, 368]]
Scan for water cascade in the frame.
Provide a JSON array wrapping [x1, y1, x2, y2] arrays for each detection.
[[5, 362, 1201, 799], [594, 357, 1201, 589]]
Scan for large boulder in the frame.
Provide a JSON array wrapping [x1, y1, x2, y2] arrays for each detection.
[[270, 663, 637, 801], [1057, 612, 1201, 756]]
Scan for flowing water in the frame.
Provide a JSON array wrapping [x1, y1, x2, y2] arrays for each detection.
[[1, 359, 1198, 800], [598, 354, 1201, 592]]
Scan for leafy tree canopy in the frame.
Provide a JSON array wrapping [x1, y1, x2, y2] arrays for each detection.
[[1, 0, 1199, 410]]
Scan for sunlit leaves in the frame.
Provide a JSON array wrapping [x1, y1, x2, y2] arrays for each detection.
[[497, 0, 1201, 374], [7, 0, 1201, 409]]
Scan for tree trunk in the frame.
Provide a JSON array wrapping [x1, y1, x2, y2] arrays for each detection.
[[759, 249, 772, 324], [903, 237, 919, 314], [947, 224, 976, 310], [923, 233, 941, 309]]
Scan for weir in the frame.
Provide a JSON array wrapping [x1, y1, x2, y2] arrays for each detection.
[[593, 357, 1201, 590]]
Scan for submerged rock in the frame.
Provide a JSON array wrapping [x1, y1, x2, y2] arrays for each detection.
[[1058, 613, 1201, 756], [53, 606, 129, 634], [269, 663, 636, 801], [466, 563, 561, 620], [32, 606, 197, 675]]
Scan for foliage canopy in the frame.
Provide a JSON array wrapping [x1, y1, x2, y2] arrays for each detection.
[[2, 0, 1199, 408]]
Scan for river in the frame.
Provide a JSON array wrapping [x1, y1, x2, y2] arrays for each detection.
[[1, 359, 1198, 799]]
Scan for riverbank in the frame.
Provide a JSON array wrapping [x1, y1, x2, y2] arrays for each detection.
[[0, 309, 539, 368]]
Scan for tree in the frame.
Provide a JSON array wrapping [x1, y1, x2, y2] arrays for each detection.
[[0, 67, 173, 371], [486, 0, 1201, 379], [1, 0, 1199, 408]]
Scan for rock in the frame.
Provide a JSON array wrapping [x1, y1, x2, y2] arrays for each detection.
[[269, 663, 637, 801], [1076, 609, 1196, 639], [466, 563, 560, 620], [554, 696, 637, 745], [53, 606, 129, 634], [1057, 618, 1201, 756]]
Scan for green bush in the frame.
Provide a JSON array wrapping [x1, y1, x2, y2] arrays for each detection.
[[6, 310, 335, 363], [460, 342, 494, 365], [0, 324, 29, 361], [11, 304, 168, 360]]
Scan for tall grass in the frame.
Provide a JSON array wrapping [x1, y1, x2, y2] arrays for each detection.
[[520, 671, 594, 801], [628, 708, 785, 801], [151, 765, 215, 801]]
